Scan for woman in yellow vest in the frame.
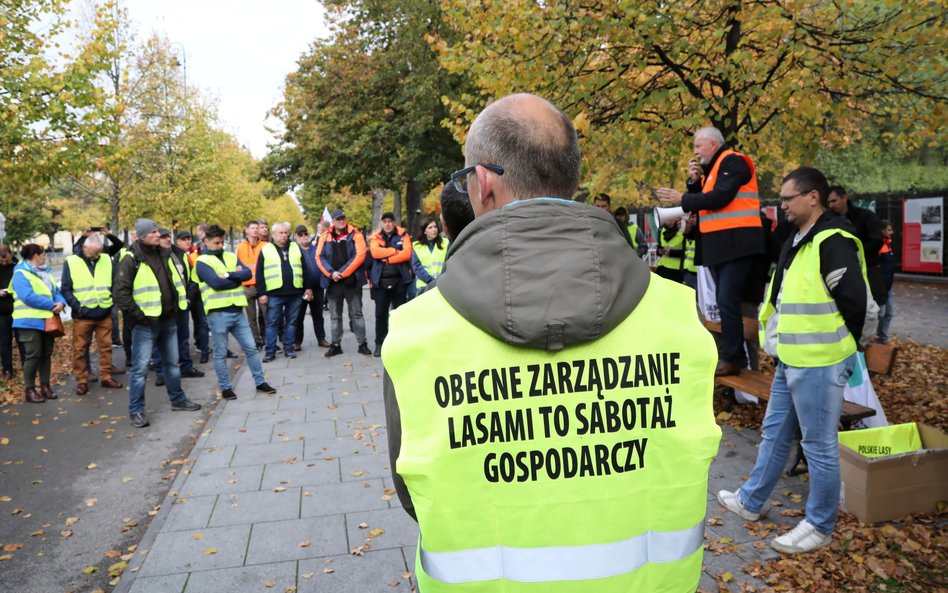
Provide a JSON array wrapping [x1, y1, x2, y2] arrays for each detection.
[[11, 244, 67, 404], [409, 217, 449, 299]]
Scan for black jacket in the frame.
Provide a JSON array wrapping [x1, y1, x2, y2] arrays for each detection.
[[114, 242, 179, 323], [682, 146, 765, 267], [840, 204, 886, 306], [0, 259, 18, 316], [769, 211, 870, 344]]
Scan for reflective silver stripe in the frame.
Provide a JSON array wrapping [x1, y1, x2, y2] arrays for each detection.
[[779, 302, 838, 315], [735, 191, 759, 199], [72, 286, 96, 294], [205, 291, 242, 301], [419, 522, 704, 584], [136, 300, 161, 310], [700, 209, 760, 222], [779, 325, 850, 345], [133, 286, 160, 295]]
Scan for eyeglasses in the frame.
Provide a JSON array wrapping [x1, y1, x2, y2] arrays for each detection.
[[450, 163, 505, 194], [779, 190, 813, 203]]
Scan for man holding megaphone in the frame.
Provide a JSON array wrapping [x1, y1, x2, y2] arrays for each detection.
[[655, 127, 764, 377]]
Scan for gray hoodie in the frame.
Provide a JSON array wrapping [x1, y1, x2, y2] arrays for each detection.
[[384, 198, 653, 518]]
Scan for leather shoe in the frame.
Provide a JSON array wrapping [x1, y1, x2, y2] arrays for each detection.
[[129, 412, 150, 428], [25, 387, 44, 404], [262, 353, 276, 363], [317, 339, 331, 348], [373, 344, 382, 357], [155, 376, 165, 387], [226, 350, 239, 359], [325, 344, 343, 357], [357, 343, 372, 356], [293, 342, 302, 352], [40, 384, 57, 400], [256, 382, 277, 394], [715, 361, 741, 377], [101, 378, 123, 389], [76, 382, 89, 395], [199, 352, 209, 364], [221, 388, 237, 400], [109, 366, 126, 375], [170, 398, 201, 411], [181, 368, 205, 378]]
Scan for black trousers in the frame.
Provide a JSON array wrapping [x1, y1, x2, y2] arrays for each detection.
[[294, 288, 326, 344], [371, 284, 407, 346]]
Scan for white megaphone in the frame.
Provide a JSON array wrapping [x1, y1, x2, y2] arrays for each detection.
[[656, 206, 686, 226]]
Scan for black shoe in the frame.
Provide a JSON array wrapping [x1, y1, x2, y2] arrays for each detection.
[[130, 412, 150, 428], [358, 343, 372, 356], [221, 388, 237, 400], [325, 344, 343, 357], [112, 341, 123, 348], [226, 350, 239, 359], [274, 344, 282, 353], [255, 343, 264, 350], [285, 350, 297, 359], [170, 398, 201, 411], [373, 344, 382, 357], [199, 352, 209, 364], [181, 368, 205, 378], [155, 376, 165, 387], [262, 353, 276, 363], [256, 382, 277, 394]]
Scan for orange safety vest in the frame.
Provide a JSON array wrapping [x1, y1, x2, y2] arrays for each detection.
[[236, 240, 266, 286], [698, 149, 762, 233]]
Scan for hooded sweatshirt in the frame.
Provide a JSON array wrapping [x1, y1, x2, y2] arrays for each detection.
[[383, 198, 653, 518]]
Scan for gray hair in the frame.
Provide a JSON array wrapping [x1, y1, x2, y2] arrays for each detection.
[[465, 95, 581, 201], [84, 234, 103, 250], [271, 221, 291, 234], [694, 127, 726, 146]]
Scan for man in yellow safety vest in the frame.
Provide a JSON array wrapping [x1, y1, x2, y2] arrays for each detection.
[[382, 94, 721, 592]]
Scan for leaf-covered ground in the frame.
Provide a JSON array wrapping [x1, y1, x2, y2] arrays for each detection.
[[711, 339, 948, 593]]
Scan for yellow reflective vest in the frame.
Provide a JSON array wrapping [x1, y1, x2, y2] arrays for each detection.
[[683, 238, 697, 273], [628, 223, 640, 250], [260, 242, 303, 291], [413, 239, 449, 290], [11, 270, 55, 321], [132, 256, 187, 317], [383, 277, 720, 593], [657, 230, 685, 271], [65, 254, 113, 309], [758, 228, 868, 367], [197, 252, 248, 311]]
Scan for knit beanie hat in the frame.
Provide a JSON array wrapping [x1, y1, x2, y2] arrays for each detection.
[[135, 218, 159, 238]]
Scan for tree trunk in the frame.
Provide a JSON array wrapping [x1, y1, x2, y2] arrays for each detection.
[[405, 177, 423, 234], [392, 189, 402, 225], [370, 188, 385, 231], [110, 174, 120, 231]]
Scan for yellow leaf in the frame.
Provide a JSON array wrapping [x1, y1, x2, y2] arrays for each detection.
[[298, 540, 311, 548], [60, 530, 72, 537], [351, 470, 365, 477], [0, 554, 12, 561], [323, 567, 334, 573], [82, 566, 98, 574], [0, 496, 11, 502], [204, 547, 219, 555], [86, 463, 97, 470], [0, 437, 9, 445], [273, 487, 287, 492], [2, 543, 23, 552], [301, 572, 315, 579], [122, 477, 134, 484], [191, 533, 204, 540], [104, 550, 122, 559], [30, 529, 44, 537], [85, 498, 97, 507], [65, 517, 79, 526], [264, 580, 276, 588], [369, 528, 385, 537], [852, 553, 864, 564]]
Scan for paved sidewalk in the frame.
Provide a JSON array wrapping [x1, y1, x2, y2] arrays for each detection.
[[117, 312, 813, 593]]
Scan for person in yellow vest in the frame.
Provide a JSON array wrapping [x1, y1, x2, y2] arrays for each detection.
[[718, 167, 877, 554], [255, 222, 314, 362], [11, 244, 67, 404], [61, 234, 124, 395], [382, 93, 721, 592], [194, 225, 277, 399], [682, 213, 699, 290], [655, 218, 686, 283], [409, 217, 449, 299], [656, 127, 765, 377], [114, 218, 202, 428]]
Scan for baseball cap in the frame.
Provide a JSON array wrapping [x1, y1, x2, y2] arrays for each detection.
[[295, 224, 309, 235], [331, 209, 346, 219]]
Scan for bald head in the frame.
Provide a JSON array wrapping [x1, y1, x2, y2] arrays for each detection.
[[465, 93, 580, 209]]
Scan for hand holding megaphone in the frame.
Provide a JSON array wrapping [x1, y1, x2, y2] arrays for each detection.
[[654, 187, 682, 206]]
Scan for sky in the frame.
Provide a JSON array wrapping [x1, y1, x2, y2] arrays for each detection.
[[78, 0, 331, 158]]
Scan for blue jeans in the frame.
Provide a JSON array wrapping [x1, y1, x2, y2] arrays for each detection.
[[711, 256, 756, 366], [129, 317, 186, 415], [877, 289, 895, 343], [265, 294, 302, 356], [207, 311, 265, 389], [152, 309, 195, 377], [191, 301, 209, 355], [739, 354, 857, 534]]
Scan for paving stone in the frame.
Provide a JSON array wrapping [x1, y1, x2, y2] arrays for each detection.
[[231, 440, 304, 467], [735, 539, 781, 563], [217, 397, 280, 413], [203, 424, 273, 447], [301, 479, 390, 517], [183, 561, 297, 593], [305, 402, 361, 423], [297, 548, 411, 592], [245, 409, 307, 425], [345, 507, 419, 551], [260, 459, 340, 489], [190, 446, 236, 471], [304, 436, 373, 460], [275, 395, 311, 410], [138, 524, 250, 576], [208, 487, 302, 527], [213, 412, 249, 429], [181, 465, 264, 496], [270, 420, 336, 442], [363, 401, 386, 421], [163, 494, 217, 532], [338, 452, 391, 482], [245, 515, 349, 564], [128, 573, 188, 593]]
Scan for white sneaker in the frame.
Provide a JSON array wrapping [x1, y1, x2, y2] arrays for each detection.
[[771, 519, 832, 554], [716, 489, 760, 521]]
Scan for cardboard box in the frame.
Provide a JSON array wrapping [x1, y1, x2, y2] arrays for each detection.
[[839, 423, 948, 523]]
